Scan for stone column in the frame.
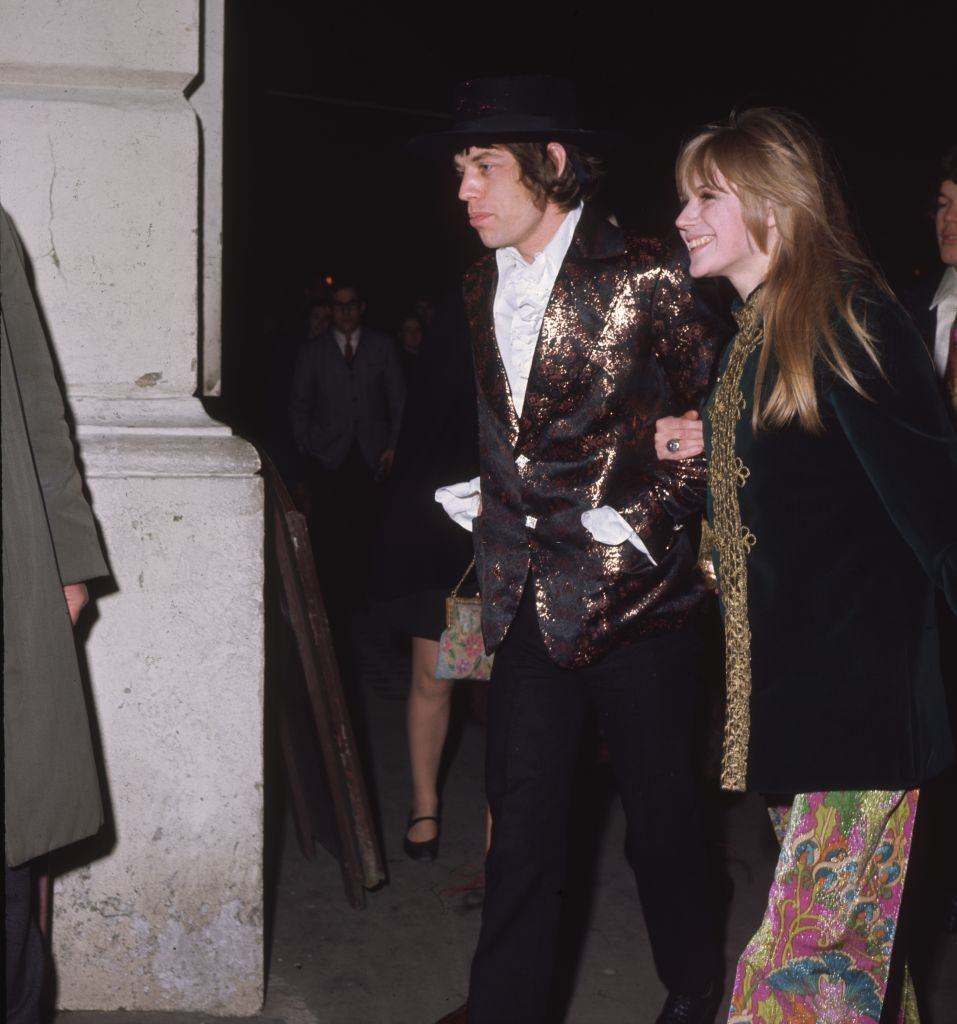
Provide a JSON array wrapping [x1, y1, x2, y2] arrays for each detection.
[[0, 1, 264, 1012]]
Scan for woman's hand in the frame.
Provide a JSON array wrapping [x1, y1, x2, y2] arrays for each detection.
[[655, 410, 704, 460]]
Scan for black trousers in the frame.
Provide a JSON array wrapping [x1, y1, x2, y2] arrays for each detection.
[[467, 584, 722, 1024], [5, 861, 43, 1024]]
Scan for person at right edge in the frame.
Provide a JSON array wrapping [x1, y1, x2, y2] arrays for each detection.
[[3, 206, 109, 1024], [656, 109, 957, 1022], [900, 146, 957, 962]]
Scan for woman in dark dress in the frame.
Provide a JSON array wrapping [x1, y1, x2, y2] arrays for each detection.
[[656, 108, 957, 1022], [370, 294, 480, 859]]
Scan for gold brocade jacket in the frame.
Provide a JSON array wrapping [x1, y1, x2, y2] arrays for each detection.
[[464, 206, 726, 667]]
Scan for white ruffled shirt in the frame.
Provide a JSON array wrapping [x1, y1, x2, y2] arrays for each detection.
[[494, 204, 582, 417], [435, 206, 654, 565]]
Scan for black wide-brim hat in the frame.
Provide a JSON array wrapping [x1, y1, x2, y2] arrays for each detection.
[[408, 75, 619, 156]]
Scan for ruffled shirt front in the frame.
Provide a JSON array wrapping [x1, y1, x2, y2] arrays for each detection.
[[493, 204, 582, 417]]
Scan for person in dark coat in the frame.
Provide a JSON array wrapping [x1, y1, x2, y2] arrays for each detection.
[[899, 146, 957, 943], [369, 292, 479, 859], [901, 146, 957, 419], [2, 207, 110, 1023], [290, 282, 406, 478], [657, 108, 957, 1023], [290, 281, 405, 620]]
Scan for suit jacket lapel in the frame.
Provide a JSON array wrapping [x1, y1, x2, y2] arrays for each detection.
[[516, 206, 627, 447], [467, 256, 521, 446]]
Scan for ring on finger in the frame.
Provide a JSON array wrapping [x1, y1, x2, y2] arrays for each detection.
[[666, 438, 681, 453]]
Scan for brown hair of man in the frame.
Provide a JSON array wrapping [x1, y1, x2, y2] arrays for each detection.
[[502, 141, 604, 212]]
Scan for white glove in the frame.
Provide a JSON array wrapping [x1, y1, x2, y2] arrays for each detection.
[[581, 506, 657, 565], [435, 477, 482, 532]]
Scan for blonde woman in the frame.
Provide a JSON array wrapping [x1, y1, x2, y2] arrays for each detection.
[[657, 108, 957, 1022]]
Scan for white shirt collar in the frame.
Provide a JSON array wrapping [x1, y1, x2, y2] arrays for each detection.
[[334, 328, 359, 352], [495, 204, 583, 282], [931, 265, 957, 308]]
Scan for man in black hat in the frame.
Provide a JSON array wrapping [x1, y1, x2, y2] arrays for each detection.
[[417, 77, 728, 1024]]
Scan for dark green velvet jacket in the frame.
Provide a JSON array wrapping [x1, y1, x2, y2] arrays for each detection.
[[704, 285, 957, 794]]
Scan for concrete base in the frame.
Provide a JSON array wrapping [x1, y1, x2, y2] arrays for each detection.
[[51, 429, 264, 1014]]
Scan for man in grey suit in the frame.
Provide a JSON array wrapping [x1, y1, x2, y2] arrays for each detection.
[[290, 281, 405, 617]]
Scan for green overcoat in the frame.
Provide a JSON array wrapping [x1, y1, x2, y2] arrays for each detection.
[[2, 208, 109, 866]]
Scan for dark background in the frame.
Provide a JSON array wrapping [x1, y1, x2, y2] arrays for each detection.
[[215, 2, 954, 431]]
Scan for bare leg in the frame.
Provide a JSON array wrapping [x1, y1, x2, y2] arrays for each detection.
[[407, 636, 453, 842]]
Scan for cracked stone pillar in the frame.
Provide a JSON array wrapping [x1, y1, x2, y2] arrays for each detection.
[[0, 1, 264, 1013]]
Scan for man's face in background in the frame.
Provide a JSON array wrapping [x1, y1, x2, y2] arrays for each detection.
[[331, 288, 363, 335], [936, 178, 957, 268]]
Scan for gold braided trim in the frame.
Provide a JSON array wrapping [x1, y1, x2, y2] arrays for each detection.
[[708, 299, 763, 791]]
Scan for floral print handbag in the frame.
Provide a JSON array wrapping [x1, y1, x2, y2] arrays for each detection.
[[435, 559, 494, 681]]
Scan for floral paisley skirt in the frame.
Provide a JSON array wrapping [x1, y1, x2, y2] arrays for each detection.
[[729, 789, 920, 1024]]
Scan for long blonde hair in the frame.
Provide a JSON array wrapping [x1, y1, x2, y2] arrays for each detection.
[[676, 108, 887, 432]]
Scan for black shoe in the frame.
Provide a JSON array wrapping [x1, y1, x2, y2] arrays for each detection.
[[655, 982, 722, 1024], [403, 815, 440, 861]]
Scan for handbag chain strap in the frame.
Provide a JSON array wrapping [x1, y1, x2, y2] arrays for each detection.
[[450, 558, 476, 599]]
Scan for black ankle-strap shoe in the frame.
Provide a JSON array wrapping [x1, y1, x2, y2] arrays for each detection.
[[403, 814, 440, 861]]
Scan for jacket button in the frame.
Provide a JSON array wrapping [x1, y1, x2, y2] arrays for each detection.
[[525, 515, 537, 529]]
